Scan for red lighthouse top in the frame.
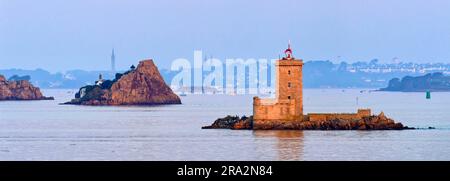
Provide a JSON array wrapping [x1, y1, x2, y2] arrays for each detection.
[[284, 41, 293, 59]]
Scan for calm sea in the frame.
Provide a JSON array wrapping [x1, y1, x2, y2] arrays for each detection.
[[0, 89, 449, 160]]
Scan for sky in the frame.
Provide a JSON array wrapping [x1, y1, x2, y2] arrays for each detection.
[[1, 0, 450, 72]]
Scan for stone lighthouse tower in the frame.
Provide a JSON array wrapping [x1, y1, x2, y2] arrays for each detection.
[[253, 42, 304, 129], [276, 41, 304, 117]]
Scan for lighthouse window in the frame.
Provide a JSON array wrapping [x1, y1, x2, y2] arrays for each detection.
[[288, 96, 291, 99], [288, 70, 291, 75], [288, 82, 291, 88]]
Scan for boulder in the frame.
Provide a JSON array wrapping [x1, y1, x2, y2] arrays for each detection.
[[64, 59, 181, 105]]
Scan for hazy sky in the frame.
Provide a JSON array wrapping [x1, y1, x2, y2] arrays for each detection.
[[1, 0, 450, 71]]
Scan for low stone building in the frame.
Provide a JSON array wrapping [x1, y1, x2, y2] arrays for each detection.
[[253, 43, 304, 128]]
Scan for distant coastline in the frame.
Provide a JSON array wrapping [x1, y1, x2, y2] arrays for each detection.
[[0, 74, 54, 101], [379, 72, 450, 92], [63, 60, 181, 106]]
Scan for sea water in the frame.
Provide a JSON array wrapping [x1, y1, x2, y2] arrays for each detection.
[[0, 89, 449, 160]]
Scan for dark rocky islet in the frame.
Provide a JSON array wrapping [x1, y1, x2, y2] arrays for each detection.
[[63, 59, 181, 106], [202, 113, 415, 130], [0, 74, 54, 101]]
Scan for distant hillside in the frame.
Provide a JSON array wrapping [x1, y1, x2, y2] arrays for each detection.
[[380, 72, 450, 92], [2, 60, 450, 89]]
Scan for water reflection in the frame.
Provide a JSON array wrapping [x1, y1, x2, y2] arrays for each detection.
[[253, 130, 304, 160]]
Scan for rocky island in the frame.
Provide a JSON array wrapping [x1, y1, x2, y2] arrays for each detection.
[[380, 72, 450, 92], [203, 43, 413, 130], [0, 74, 54, 100], [202, 112, 412, 130], [63, 59, 181, 105]]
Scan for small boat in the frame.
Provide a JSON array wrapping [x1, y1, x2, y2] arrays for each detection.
[[179, 92, 187, 97]]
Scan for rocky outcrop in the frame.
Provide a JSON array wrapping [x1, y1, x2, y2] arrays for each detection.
[[64, 59, 181, 105], [0, 75, 54, 100], [202, 113, 414, 130]]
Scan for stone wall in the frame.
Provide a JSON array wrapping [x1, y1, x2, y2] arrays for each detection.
[[307, 109, 372, 122]]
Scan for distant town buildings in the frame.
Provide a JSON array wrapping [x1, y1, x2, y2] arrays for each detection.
[[343, 60, 450, 75]]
